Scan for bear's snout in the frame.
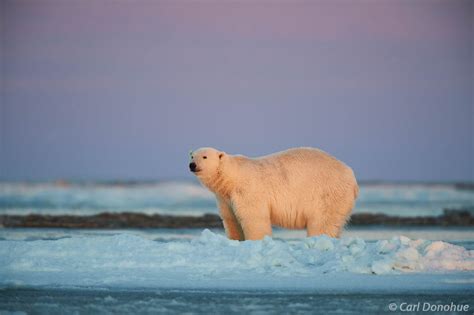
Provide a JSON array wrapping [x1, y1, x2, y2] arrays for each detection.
[[189, 162, 197, 172]]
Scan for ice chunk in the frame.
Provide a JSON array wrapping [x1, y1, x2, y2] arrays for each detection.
[[371, 259, 394, 274], [0, 230, 472, 289]]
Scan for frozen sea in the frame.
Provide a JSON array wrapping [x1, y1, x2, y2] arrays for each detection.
[[0, 182, 473, 314], [1, 181, 473, 217]]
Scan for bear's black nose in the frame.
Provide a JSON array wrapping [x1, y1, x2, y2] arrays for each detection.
[[189, 162, 197, 172]]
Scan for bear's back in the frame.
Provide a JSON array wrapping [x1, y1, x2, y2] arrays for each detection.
[[260, 147, 344, 168], [230, 147, 356, 189], [255, 147, 356, 189]]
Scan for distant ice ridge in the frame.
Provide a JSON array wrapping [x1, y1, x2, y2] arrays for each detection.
[[0, 181, 215, 216], [0, 181, 473, 216], [0, 230, 472, 289]]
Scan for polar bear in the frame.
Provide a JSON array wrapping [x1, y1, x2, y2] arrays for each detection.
[[189, 147, 358, 240]]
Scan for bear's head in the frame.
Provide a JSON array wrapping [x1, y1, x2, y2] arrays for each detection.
[[189, 147, 226, 179]]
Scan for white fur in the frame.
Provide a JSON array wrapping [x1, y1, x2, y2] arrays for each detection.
[[190, 147, 358, 240]]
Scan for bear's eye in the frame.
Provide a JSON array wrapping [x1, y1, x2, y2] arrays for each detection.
[[203, 156, 207, 159]]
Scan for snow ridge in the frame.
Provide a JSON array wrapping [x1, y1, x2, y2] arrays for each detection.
[[0, 230, 472, 288]]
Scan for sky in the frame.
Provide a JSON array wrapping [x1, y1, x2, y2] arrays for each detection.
[[1, 0, 473, 182]]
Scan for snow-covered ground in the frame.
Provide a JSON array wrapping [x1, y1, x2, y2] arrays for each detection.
[[1, 228, 473, 314], [1, 181, 473, 217], [1, 229, 473, 292]]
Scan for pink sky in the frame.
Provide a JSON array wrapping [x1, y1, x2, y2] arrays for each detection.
[[1, 0, 472, 181]]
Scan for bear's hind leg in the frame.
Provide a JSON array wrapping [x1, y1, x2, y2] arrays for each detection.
[[307, 218, 341, 238]]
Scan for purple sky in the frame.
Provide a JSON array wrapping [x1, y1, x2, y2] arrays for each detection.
[[1, 0, 473, 181]]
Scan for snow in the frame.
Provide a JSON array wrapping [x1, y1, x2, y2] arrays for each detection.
[[2, 226, 474, 244], [0, 230, 472, 290]]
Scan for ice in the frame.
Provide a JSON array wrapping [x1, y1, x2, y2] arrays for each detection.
[[1, 289, 472, 315], [0, 182, 473, 216], [357, 184, 474, 217], [0, 230, 472, 290], [0, 181, 215, 216]]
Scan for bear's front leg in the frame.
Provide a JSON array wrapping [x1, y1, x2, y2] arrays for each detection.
[[232, 199, 272, 240], [217, 197, 244, 241]]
